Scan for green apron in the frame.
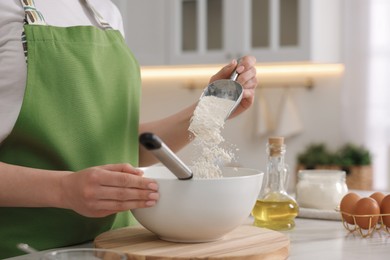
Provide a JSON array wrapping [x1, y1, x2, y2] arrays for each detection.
[[0, 0, 141, 258]]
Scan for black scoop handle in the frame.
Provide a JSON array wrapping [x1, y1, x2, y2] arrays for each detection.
[[139, 133, 193, 180]]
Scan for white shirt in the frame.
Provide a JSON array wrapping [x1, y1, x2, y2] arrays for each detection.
[[0, 0, 125, 144]]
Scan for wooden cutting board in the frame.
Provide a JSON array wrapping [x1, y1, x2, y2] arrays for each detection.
[[94, 225, 289, 260]]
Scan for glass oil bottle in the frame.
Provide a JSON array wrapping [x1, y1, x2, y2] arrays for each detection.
[[252, 136, 299, 230]]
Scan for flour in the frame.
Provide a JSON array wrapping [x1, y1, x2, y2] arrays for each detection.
[[189, 95, 236, 179], [296, 171, 348, 210]]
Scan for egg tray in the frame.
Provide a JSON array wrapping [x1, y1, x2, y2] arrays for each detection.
[[338, 210, 390, 238]]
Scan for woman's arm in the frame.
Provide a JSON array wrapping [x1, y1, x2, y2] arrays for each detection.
[[0, 162, 67, 207], [0, 162, 159, 217]]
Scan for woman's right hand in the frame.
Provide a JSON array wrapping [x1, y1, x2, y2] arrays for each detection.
[[60, 163, 159, 218]]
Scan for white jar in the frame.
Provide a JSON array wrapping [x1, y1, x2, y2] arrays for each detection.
[[296, 170, 348, 210]]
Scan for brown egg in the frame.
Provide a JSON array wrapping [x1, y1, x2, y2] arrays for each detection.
[[370, 192, 385, 206], [354, 197, 380, 229], [380, 194, 390, 227], [340, 192, 360, 224]]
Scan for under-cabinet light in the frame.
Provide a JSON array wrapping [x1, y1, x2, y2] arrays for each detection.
[[140, 63, 344, 81]]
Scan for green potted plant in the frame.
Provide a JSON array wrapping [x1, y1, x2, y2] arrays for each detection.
[[337, 143, 372, 168], [296, 143, 340, 170], [296, 143, 373, 190], [336, 143, 372, 190]]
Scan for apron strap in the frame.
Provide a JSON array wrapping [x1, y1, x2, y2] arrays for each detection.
[[20, 0, 47, 63], [82, 0, 113, 30], [20, 0, 47, 25]]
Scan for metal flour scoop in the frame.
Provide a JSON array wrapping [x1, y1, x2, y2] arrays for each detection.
[[139, 132, 193, 180], [200, 62, 244, 120]]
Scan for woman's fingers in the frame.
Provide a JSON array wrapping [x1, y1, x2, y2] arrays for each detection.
[[97, 169, 158, 190], [60, 164, 160, 218], [94, 185, 159, 202], [81, 198, 158, 218], [208, 59, 237, 83], [209, 56, 257, 90], [100, 163, 143, 176], [237, 66, 257, 89]]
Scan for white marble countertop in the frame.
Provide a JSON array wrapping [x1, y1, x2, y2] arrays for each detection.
[[280, 218, 390, 259], [7, 217, 390, 259]]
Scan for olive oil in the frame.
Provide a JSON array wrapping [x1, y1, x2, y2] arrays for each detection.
[[252, 199, 299, 230], [253, 137, 299, 230]]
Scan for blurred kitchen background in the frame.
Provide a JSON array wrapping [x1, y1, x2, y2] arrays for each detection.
[[111, 0, 390, 192]]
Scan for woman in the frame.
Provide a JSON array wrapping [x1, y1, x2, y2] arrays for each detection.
[[0, 0, 257, 258]]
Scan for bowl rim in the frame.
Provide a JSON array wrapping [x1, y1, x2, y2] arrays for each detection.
[[139, 166, 264, 181]]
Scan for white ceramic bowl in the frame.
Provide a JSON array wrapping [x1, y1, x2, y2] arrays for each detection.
[[131, 166, 263, 242]]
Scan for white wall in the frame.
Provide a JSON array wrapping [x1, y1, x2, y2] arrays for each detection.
[[111, 0, 167, 65]]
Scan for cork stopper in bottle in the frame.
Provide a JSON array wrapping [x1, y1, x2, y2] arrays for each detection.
[[268, 136, 284, 156]]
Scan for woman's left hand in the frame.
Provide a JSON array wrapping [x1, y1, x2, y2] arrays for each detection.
[[208, 55, 257, 119]]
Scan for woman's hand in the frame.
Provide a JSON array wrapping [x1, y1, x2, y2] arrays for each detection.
[[208, 55, 258, 119], [60, 163, 159, 218]]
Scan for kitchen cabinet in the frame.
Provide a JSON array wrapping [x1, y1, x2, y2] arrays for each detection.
[[168, 0, 341, 65], [113, 0, 341, 66], [248, 0, 341, 63], [167, 0, 230, 64]]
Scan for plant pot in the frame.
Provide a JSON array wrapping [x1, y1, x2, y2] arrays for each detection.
[[345, 165, 373, 191]]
